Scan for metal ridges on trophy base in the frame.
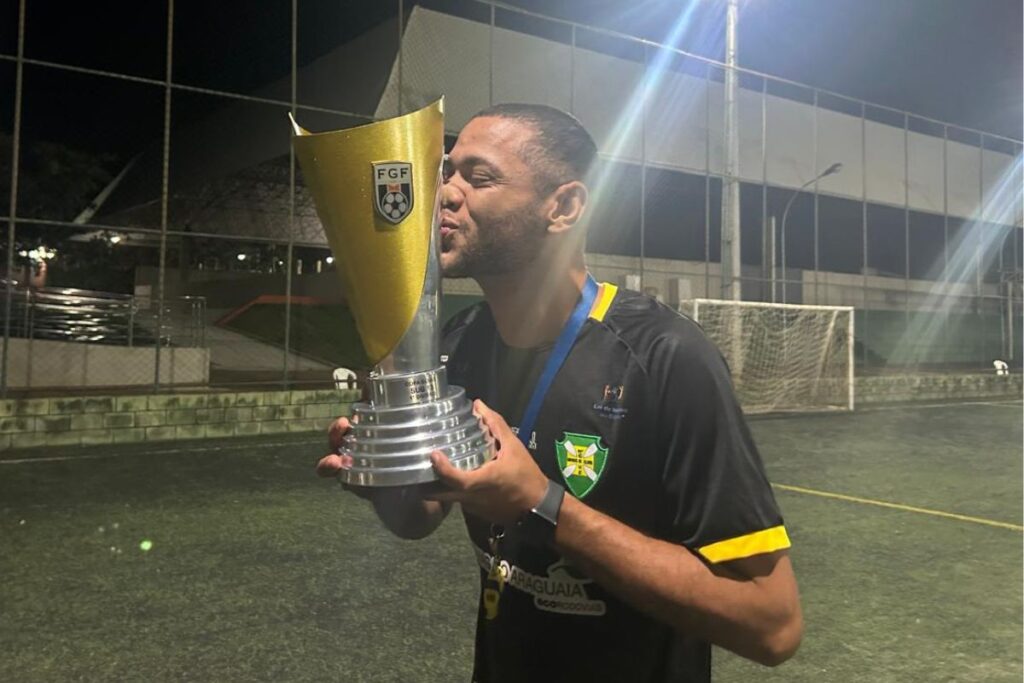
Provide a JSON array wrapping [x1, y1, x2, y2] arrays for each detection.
[[338, 380, 494, 487]]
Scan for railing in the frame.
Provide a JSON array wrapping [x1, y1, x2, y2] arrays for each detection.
[[6, 287, 206, 349]]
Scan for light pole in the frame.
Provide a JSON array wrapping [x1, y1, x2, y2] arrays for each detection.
[[778, 162, 842, 303], [721, 0, 741, 300]]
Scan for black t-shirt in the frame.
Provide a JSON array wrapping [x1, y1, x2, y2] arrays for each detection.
[[440, 283, 789, 683]]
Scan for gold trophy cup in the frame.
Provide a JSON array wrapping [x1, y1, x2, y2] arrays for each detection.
[[291, 99, 493, 486]]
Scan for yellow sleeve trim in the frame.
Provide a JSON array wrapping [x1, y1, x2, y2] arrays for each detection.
[[697, 525, 791, 564], [588, 282, 618, 322]]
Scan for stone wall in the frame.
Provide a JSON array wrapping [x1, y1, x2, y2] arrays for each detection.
[[1, 374, 1017, 451], [857, 373, 1022, 405], [0, 388, 360, 450]]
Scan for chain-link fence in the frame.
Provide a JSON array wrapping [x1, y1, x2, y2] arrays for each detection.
[[4, 286, 208, 392], [1, 0, 1021, 397]]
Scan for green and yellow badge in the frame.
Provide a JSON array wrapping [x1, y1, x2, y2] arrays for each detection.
[[556, 432, 609, 499]]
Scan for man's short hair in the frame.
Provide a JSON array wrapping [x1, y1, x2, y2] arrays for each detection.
[[471, 103, 598, 191]]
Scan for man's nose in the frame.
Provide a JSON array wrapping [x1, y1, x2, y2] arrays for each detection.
[[441, 178, 464, 211]]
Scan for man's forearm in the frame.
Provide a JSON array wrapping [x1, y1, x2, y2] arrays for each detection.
[[553, 495, 801, 665]]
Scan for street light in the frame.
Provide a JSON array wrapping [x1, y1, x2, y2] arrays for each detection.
[[721, 0, 741, 300], [778, 162, 843, 302]]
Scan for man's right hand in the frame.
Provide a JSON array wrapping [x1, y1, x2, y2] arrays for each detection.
[[316, 416, 354, 478], [316, 415, 450, 538], [316, 416, 378, 500]]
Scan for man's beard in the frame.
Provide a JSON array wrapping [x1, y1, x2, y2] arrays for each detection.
[[442, 214, 543, 280]]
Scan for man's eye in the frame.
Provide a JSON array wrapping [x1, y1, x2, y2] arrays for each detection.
[[442, 158, 454, 181], [470, 174, 494, 186]]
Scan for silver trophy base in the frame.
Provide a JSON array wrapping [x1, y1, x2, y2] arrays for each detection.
[[337, 367, 494, 487]]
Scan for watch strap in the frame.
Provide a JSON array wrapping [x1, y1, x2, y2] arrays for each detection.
[[532, 479, 565, 526], [518, 479, 565, 546]]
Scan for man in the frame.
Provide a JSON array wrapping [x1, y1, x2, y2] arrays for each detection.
[[317, 103, 802, 682]]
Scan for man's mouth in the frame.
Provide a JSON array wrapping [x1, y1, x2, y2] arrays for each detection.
[[439, 218, 459, 240]]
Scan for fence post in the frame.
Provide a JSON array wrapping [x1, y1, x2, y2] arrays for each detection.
[[128, 297, 135, 347]]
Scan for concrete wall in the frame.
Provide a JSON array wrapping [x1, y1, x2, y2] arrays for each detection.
[[447, 259, 1009, 367], [802, 270, 1000, 311], [444, 254, 723, 302], [452, 253, 1002, 312], [0, 388, 360, 450], [5, 338, 209, 390]]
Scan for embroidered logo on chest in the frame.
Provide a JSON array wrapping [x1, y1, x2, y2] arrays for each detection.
[[592, 383, 629, 420], [555, 432, 609, 499]]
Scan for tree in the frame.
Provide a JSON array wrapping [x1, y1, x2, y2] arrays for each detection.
[[0, 133, 114, 220], [0, 134, 132, 291]]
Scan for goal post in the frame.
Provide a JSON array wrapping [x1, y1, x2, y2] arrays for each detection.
[[682, 299, 855, 414]]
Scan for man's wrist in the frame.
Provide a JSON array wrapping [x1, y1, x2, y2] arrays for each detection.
[[518, 479, 565, 546]]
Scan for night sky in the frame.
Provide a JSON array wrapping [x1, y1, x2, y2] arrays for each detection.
[[525, 0, 1023, 140], [0, 0, 1020, 161]]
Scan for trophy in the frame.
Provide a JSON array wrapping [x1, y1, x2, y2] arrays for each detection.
[[291, 99, 493, 486]]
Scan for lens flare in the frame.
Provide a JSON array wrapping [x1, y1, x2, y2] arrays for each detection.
[[889, 153, 1022, 367]]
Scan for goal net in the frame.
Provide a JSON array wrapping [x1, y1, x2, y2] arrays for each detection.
[[682, 299, 855, 414]]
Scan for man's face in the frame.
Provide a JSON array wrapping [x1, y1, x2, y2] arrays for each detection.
[[439, 116, 549, 279]]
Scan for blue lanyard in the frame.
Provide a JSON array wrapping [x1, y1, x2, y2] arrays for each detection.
[[516, 274, 599, 446]]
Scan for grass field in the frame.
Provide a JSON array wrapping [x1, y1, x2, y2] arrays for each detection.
[[1, 400, 1021, 682]]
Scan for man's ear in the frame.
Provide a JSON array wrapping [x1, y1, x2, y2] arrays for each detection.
[[545, 181, 589, 235]]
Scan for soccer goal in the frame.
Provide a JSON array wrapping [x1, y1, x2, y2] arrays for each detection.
[[682, 299, 855, 414]]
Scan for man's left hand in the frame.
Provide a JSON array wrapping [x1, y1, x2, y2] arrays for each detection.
[[425, 399, 549, 526]]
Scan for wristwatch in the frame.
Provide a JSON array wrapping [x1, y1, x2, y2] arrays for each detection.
[[518, 479, 565, 547]]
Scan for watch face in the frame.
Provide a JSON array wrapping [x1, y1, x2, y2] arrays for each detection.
[[521, 510, 556, 547]]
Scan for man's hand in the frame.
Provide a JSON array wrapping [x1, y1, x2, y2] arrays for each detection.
[[316, 415, 450, 539], [425, 400, 549, 526], [315, 415, 352, 476], [316, 416, 377, 500]]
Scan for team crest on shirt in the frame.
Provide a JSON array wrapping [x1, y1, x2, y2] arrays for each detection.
[[372, 161, 413, 224], [556, 432, 609, 499]]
